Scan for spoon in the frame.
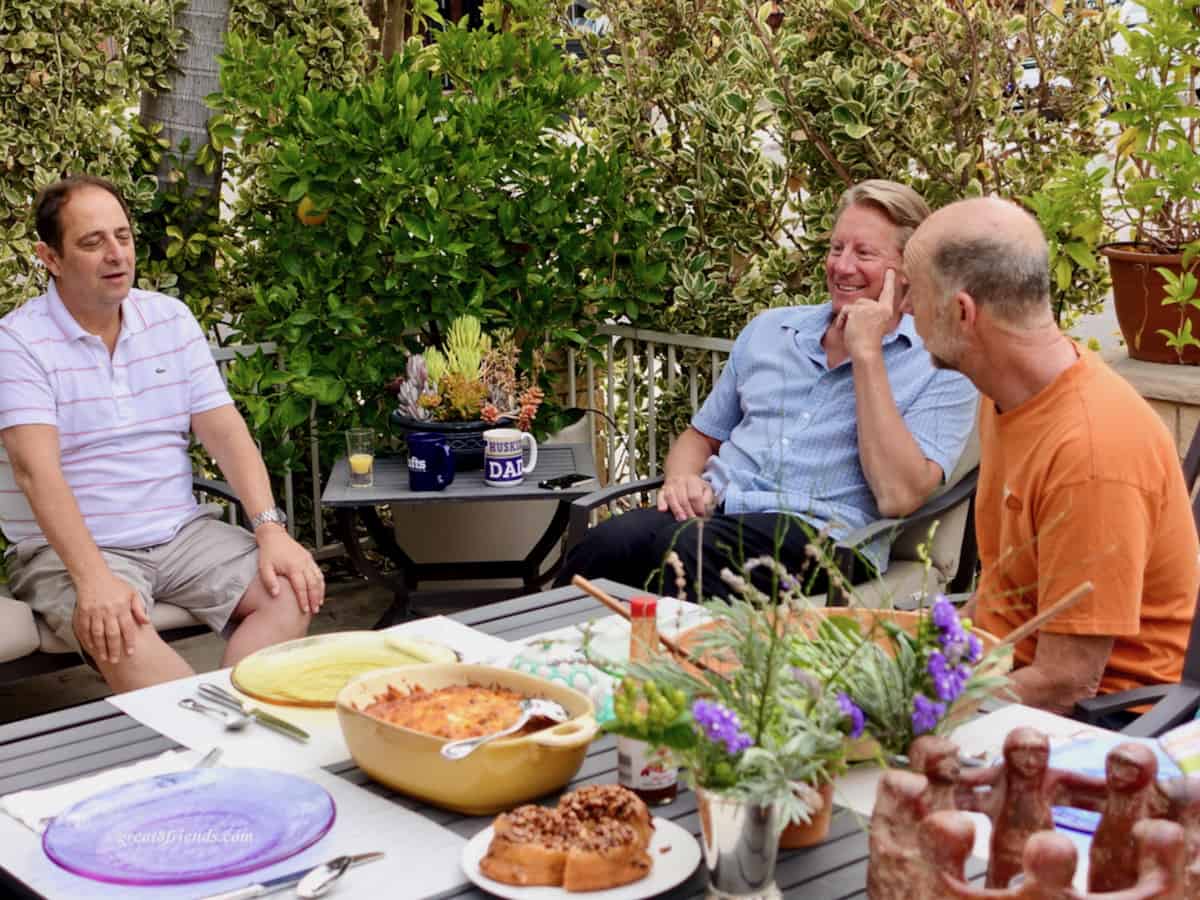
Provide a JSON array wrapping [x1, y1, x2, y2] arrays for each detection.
[[179, 698, 252, 731], [296, 855, 354, 899], [440, 698, 569, 760]]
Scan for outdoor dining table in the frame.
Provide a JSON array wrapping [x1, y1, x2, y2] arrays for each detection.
[[0, 578, 990, 899], [321, 443, 597, 628]]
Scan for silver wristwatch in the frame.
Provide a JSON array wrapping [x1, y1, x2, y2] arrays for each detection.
[[249, 507, 288, 531]]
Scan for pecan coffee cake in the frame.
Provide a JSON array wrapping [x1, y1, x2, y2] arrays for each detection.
[[480, 784, 654, 891]]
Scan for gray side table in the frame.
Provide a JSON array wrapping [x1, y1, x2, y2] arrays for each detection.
[[321, 443, 597, 626]]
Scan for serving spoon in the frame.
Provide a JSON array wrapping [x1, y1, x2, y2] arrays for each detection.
[[440, 698, 569, 760], [179, 698, 252, 731]]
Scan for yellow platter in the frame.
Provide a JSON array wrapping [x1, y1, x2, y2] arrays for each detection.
[[231, 630, 458, 707]]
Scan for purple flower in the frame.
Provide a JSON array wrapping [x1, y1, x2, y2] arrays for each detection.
[[966, 633, 983, 664], [931, 595, 958, 630], [692, 699, 753, 755], [837, 692, 865, 739], [912, 694, 946, 735], [928, 651, 970, 702]]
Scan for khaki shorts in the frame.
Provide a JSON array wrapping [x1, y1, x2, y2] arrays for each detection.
[[7, 508, 259, 660]]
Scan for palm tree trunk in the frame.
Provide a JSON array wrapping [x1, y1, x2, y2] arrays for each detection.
[[140, 0, 231, 194]]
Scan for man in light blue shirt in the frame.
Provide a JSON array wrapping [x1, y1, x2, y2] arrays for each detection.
[[557, 180, 978, 602]]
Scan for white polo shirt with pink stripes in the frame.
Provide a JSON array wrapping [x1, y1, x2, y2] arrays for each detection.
[[0, 283, 232, 550]]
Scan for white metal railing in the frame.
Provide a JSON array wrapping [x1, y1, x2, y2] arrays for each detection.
[[217, 325, 734, 554], [565, 324, 734, 486]]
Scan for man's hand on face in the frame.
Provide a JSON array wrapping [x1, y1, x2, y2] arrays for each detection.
[[73, 570, 151, 665], [836, 268, 903, 362], [255, 524, 325, 615], [657, 474, 715, 522]]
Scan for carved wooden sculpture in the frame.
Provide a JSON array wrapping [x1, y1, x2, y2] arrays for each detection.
[[867, 726, 1196, 900], [867, 770, 931, 900], [955, 726, 1060, 888], [910, 735, 964, 812], [1089, 744, 1169, 893], [955, 727, 1107, 888], [916, 815, 1185, 900], [1158, 775, 1200, 898], [918, 809, 976, 897]]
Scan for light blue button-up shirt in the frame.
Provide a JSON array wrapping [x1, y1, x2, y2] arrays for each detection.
[[692, 304, 978, 572]]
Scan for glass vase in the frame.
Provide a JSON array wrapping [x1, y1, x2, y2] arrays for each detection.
[[694, 786, 783, 900]]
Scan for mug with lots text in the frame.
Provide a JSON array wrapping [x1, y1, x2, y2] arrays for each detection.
[[483, 428, 538, 487], [407, 432, 455, 491]]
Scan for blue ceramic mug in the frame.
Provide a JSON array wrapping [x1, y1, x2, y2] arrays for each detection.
[[407, 432, 455, 491]]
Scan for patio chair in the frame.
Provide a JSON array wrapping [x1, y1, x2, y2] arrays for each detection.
[[1072, 418, 1200, 738], [563, 425, 981, 608], [0, 478, 243, 683]]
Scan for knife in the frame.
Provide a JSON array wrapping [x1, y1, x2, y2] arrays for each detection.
[[197, 683, 311, 743], [196, 851, 384, 900]]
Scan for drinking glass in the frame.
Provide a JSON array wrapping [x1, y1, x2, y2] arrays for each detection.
[[346, 429, 375, 488]]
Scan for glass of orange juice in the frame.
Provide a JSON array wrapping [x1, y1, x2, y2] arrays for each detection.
[[346, 428, 375, 488]]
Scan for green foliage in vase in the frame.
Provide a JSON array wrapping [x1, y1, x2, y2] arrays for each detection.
[[788, 596, 1011, 758], [588, 553, 857, 825]]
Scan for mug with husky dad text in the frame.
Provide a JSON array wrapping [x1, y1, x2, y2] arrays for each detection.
[[483, 428, 538, 488]]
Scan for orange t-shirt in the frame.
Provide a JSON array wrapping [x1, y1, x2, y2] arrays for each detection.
[[973, 348, 1198, 695]]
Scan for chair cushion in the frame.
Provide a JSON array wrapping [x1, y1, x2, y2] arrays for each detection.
[[889, 420, 981, 575], [810, 561, 945, 610], [0, 590, 40, 664], [37, 603, 204, 654]]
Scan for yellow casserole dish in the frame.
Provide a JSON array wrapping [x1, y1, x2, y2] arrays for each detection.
[[336, 663, 597, 815]]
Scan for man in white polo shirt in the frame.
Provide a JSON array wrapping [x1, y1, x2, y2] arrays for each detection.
[[0, 175, 322, 691]]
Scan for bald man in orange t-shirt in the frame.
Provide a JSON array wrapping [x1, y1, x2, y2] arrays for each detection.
[[900, 196, 1198, 714]]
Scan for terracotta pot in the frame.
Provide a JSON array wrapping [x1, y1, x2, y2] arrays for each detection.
[[779, 780, 833, 849], [1101, 242, 1200, 365]]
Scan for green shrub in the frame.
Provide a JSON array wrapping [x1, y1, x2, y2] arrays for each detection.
[[213, 22, 669, 473]]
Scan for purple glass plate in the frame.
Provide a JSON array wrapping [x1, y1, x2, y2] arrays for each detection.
[[42, 767, 335, 885]]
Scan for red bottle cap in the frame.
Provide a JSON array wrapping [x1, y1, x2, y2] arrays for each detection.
[[629, 595, 658, 618]]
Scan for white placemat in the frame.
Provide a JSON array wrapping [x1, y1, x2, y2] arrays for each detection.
[[0, 749, 212, 834], [0, 766, 467, 900], [109, 669, 349, 772], [109, 618, 517, 772], [383, 614, 516, 663], [514, 596, 711, 661]]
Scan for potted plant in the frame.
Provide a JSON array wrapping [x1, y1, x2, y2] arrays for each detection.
[[787, 595, 1011, 763], [591, 556, 860, 898], [1099, 0, 1200, 364], [386, 315, 545, 469]]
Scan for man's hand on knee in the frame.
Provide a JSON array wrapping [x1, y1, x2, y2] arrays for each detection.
[[72, 571, 150, 664], [254, 525, 325, 615], [657, 474, 715, 522]]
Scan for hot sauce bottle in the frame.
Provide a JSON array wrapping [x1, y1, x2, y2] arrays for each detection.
[[616, 595, 679, 806]]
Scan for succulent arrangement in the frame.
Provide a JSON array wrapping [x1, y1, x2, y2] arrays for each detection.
[[387, 316, 545, 430]]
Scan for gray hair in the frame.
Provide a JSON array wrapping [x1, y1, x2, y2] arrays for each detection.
[[931, 237, 1050, 322], [833, 180, 932, 250]]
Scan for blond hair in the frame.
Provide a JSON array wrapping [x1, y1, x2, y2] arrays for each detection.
[[833, 180, 931, 250]]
